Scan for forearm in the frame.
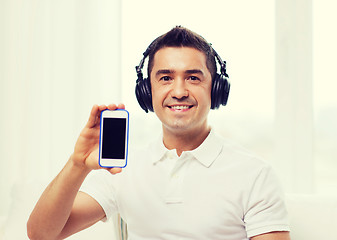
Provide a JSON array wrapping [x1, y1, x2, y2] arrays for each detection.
[[27, 156, 91, 240]]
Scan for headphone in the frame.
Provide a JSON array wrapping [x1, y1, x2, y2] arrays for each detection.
[[135, 42, 230, 113]]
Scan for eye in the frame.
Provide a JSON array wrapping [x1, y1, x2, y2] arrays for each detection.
[[188, 76, 200, 81], [160, 76, 171, 81]]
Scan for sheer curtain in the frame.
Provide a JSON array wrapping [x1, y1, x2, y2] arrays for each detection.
[[1, 0, 336, 221], [0, 0, 122, 216], [274, 0, 314, 193], [313, 0, 337, 194], [275, 0, 337, 194]]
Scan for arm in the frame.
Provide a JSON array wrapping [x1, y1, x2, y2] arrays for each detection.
[[27, 104, 123, 240], [244, 165, 290, 240], [251, 231, 291, 240]]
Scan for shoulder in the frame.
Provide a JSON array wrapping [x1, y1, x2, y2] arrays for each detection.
[[210, 131, 284, 197], [213, 131, 270, 171]]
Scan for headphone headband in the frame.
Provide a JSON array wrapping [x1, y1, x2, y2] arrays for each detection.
[[136, 44, 229, 81], [212, 48, 229, 78]]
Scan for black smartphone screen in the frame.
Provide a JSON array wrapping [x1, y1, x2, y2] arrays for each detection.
[[101, 118, 126, 159]]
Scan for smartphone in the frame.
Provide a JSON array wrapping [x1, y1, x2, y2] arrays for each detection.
[[99, 109, 129, 168]]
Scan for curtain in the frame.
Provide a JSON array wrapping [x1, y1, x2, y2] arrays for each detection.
[[0, 0, 122, 216]]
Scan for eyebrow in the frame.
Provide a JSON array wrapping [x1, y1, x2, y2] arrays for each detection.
[[185, 69, 204, 75], [155, 69, 204, 77], [155, 69, 174, 77]]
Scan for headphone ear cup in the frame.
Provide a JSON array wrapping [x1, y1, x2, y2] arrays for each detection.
[[211, 74, 220, 109], [211, 74, 230, 109], [135, 77, 153, 113]]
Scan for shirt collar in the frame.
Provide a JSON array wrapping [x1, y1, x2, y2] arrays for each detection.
[[149, 129, 223, 168]]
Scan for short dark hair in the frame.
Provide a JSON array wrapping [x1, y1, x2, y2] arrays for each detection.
[[147, 26, 217, 80]]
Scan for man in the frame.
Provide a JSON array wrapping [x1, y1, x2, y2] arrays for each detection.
[[27, 26, 290, 240]]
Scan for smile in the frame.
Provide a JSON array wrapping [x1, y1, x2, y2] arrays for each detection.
[[168, 105, 193, 111]]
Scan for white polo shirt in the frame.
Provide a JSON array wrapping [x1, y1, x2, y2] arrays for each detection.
[[80, 130, 289, 240]]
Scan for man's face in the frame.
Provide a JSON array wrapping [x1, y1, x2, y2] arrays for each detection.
[[150, 47, 212, 135]]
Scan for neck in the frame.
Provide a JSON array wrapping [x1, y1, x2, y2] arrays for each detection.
[[162, 125, 211, 156]]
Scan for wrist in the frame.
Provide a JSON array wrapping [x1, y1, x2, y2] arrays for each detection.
[[69, 154, 92, 176]]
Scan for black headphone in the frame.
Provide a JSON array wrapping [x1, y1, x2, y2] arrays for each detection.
[[135, 43, 230, 113]]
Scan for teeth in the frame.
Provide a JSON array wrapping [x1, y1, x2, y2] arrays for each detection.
[[171, 105, 190, 110]]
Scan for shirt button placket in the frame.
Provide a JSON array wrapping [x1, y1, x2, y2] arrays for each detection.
[[165, 153, 191, 204]]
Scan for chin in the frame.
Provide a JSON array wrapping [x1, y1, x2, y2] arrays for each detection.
[[164, 121, 197, 133]]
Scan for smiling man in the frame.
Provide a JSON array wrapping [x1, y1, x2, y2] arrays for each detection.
[[27, 26, 291, 240], [151, 47, 213, 155]]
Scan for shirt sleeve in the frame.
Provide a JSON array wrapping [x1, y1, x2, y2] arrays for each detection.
[[80, 169, 118, 222], [244, 165, 290, 238]]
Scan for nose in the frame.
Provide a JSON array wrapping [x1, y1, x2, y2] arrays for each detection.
[[170, 79, 188, 100]]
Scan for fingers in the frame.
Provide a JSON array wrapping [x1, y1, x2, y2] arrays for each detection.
[[107, 104, 117, 110], [117, 103, 125, 109], [107, 103, 125, 110], [86, 105, 99, 128], [106, 167, 123, 175], [87, 103, 125, 128], [86, 105, 107, 128], [98, 104, 108, 112]]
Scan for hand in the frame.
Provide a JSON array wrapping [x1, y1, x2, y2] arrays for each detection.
[[71, 104, 124, 174]]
